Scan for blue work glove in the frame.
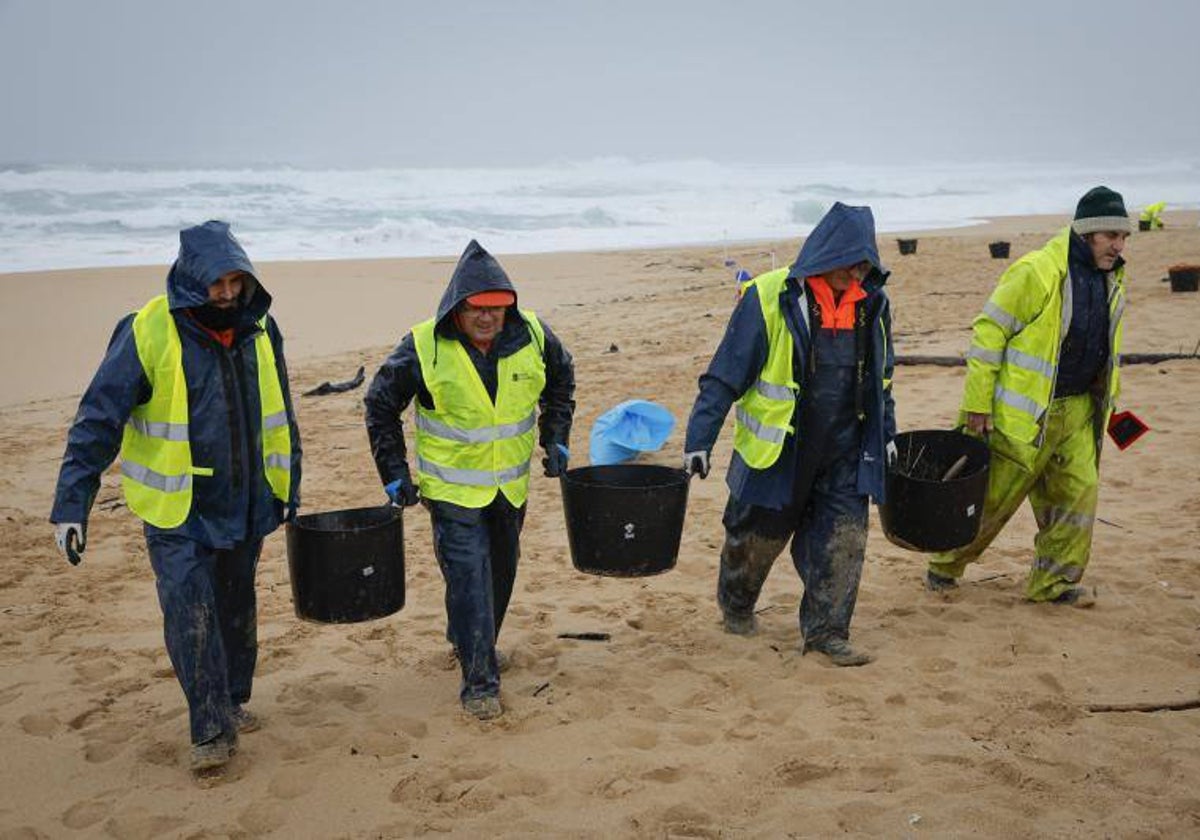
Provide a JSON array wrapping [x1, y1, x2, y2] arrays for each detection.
[[542, 443, 569, 478], [384, 466, 420, 507]]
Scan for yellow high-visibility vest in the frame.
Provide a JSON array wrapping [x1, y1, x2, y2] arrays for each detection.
[[119, 295, 292, 528], [732, 269, 800, 469], [412, 311, 546, 508]]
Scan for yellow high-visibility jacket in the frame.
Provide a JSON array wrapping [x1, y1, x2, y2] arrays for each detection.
[[962, 228, 1126, 467]]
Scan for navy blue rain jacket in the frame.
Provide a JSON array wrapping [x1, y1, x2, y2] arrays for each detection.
[[364, 239, 576, 488], [50, 221, 303, 548], [684, 202, 897, 508]]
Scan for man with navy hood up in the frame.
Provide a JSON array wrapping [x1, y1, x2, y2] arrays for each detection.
[[365, 240, 575, 720], [50, 221, 302, 773], [683, 203, 896, 666]]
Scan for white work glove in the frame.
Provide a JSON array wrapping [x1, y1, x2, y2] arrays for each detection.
[[54, 522, 86, 566], [885, 439, 898, 468], [683, 450, 710, 479]]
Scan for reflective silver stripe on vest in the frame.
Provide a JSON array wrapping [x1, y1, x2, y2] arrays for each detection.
[[966, 345, 1003, 365], [755, 379, 794, 401], [983, 300, 1026, 334], [416, 411, 536, 444], [265, 453, 291, 470], [735, 406, 787, 445], [1109, 295, 1126, 346], [993, 385, 1043, 419], [127, 417, 189, 442], [1004, 347, 1056, 379], [416, 455, 530, 487], [1036, 506, 1094, 532], [121, 460, 192, 493], [263, 411, 289, 431], [1032, 556, 1084, 583]]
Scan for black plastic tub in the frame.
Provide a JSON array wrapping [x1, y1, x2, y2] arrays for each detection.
[[1168, 265, 1199, 293], [1138, 219, 1152, 232], [286, 506, 405, 623], [988, 241, 1011, 259], [897, 238, 918, 255], [560, 464, 689, 577], [879, 430, 990, 552]]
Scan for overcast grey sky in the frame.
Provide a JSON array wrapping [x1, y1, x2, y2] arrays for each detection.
[[2, 0, 1198, 167]]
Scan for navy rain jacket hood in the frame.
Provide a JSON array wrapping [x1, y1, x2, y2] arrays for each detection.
[[51, 221, 302, 548], [789, 201, 885, 282]]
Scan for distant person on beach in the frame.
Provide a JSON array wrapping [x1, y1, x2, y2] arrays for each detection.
[[926, 186, 1132, 605], [50, 221, 303, 774], [683, 202, 897, 666], [364, 240, 575, 720]]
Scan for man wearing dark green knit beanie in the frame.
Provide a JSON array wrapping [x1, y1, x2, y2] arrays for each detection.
[[927, 186, 1131, 609]]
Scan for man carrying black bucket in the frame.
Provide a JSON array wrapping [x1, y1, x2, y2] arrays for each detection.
[[683, 202, 896, 667], [364, 240, 575, 720], [50, 221, 303, 774], [925, 187, 1132, 606]]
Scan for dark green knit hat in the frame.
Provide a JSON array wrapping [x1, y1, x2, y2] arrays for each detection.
[[1073, 186, 1133, 235]]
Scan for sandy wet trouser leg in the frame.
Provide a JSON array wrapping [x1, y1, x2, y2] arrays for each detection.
[[791, 454, 868, 645], [145, 531, 235, 745], [1027, 395, 1098, 601], [428, 501, 502, 701], [717, 495, 793, 623]]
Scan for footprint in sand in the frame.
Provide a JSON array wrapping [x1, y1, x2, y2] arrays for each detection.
[[237, 801, 289, 834], [611, 727, 659, 750], [61, 796, 116, 831], [268, 765, 318, 800], [18, 712, 59, 737], [775, 757, 839, 786]]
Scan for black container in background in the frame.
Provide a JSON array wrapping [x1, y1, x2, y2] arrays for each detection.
[[879, 430, 990, 552], [1138, 219, 1152, 232], [1168, 265, 1200, 293], [897, 238, 918, 255], [286, 506, 405, 623], [560, 464, 689, 577], [988, 241, 1011, 259]]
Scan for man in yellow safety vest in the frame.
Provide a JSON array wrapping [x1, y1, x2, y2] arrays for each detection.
[[50, 221, 302, 774], [926, 187, 1131, 605], [365, 240, 575, 720]]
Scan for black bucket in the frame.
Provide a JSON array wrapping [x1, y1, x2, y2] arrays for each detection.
[[1168, 265, 1200, 293], [286, 505, 405, 623], [879, 430, 990, 552], [897, 238, 918, 255], [988, 241, 1011, 259], [560, 464, 689, 577], [1138, 219, 1152, 232]]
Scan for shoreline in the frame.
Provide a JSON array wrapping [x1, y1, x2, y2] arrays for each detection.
[[2, 211, 1196, 409]]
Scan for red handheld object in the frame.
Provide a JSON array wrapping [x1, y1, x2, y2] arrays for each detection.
[[1107, 410, 1149, 450]]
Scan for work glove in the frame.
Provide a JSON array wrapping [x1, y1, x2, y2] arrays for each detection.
[[683, 450, 710, 479], [885, 439, 898, 468], [384, 465, 420, 507], [542, 443, 569, 478], [54, 522, 86, 566]]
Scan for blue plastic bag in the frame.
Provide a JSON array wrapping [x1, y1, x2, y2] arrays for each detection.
[[589, 400, 676, 466]]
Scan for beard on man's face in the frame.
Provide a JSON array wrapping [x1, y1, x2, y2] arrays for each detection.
[[193, 301, 243, 330]]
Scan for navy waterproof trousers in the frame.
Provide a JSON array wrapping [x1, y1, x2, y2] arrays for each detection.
[[717, 324, 870, 646], [145, 531, 261, 745], [427, 496, 524, 702]]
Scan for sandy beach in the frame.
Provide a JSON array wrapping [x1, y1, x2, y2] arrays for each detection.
[[2, 212, 1199, 838]]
